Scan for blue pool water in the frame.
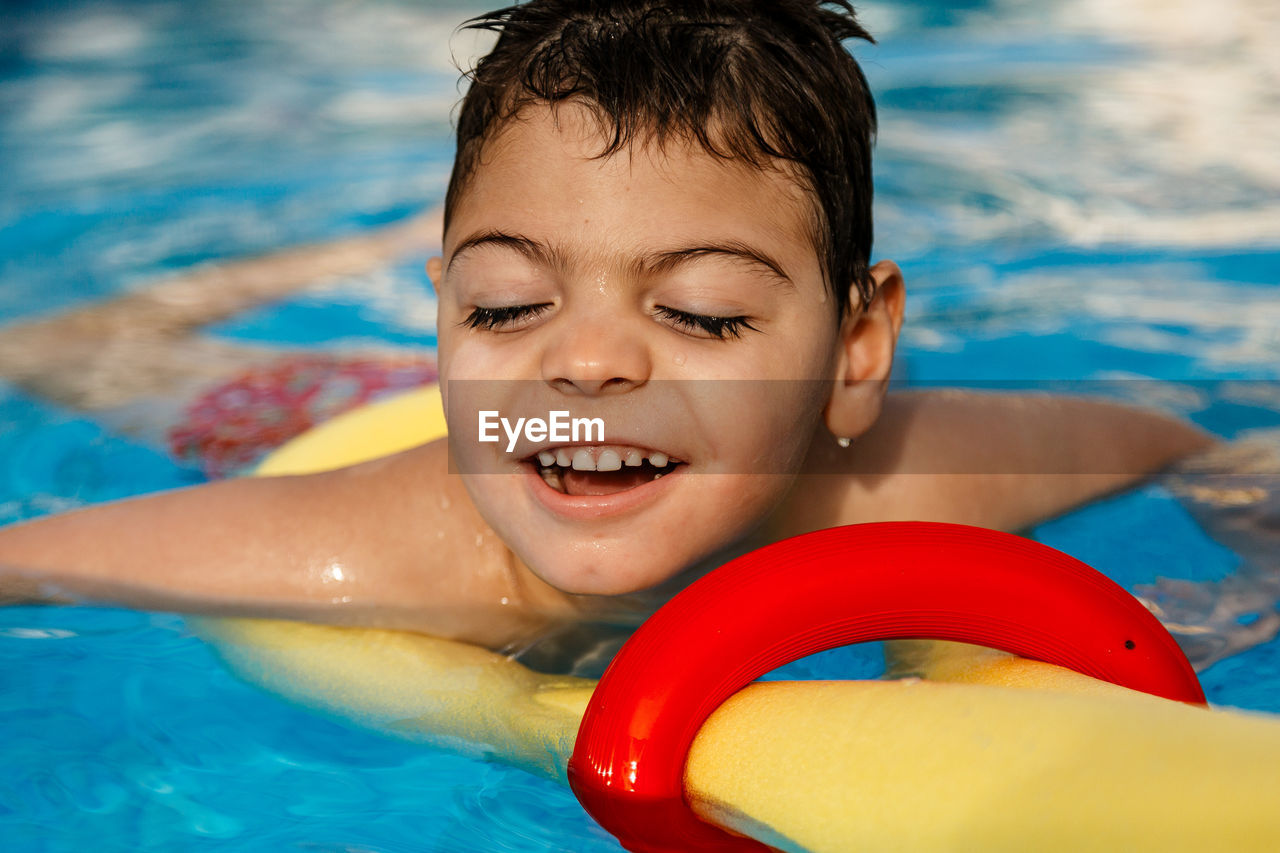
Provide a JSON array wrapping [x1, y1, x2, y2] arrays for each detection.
[[3, 0, 1280, 849]]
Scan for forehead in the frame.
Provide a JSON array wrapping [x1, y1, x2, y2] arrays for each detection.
[[444, 103, 823, 281]]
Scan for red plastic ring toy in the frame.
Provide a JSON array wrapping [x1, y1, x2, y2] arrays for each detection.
[[567, 521, 1204, 852]]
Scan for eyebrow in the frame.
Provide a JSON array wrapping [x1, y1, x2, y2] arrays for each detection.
[[447, 230, 553, 274], [446, 229, 795, 289], [642, 243, 794, 289]]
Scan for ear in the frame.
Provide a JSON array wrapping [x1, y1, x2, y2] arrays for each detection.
[[426, 256, 444, 296], [824, 259, 906, 441]]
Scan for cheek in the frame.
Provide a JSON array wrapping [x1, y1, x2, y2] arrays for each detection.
[[789, 317, 843, 378], [456, 473, 542, 574], [699, 380, 828, 473], [703, 321, 840, 388], [435, 322, 475, 387], [441, 334, 548, 385], [440, 339, 491, 381], [456, 472, 507, 521], [706, 473, 795, 523]]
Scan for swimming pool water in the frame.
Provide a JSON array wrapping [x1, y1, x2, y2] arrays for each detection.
[[3, 0, 1280, 850]]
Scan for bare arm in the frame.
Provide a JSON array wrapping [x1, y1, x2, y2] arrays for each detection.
[[5, 206, 441, 340], [0, 439, 572, 651], [0, 205, 442, 411], [791, 389, 1221, 535]]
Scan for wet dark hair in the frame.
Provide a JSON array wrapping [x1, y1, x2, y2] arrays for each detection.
[[445, 0, 878, 318]]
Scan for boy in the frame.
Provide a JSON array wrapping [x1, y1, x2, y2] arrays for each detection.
[[0, 0, 1216, 660]]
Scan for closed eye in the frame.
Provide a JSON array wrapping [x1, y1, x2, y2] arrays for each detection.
[[462, 303, 553, 331], [655, 306, 758, 340]]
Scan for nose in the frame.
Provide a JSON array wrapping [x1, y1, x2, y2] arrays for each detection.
[[541, 316, 652, 396]]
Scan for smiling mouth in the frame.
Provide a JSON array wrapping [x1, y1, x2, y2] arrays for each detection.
[[527, 445, 684, 496]]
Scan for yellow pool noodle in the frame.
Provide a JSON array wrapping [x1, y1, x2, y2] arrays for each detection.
[[191, 385, 1280, 852]]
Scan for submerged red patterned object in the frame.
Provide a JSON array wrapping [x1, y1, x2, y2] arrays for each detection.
[[568, 521, 1205, 852], [168, 354, 437, 477]]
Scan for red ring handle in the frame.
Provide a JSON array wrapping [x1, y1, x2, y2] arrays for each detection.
[[567, 521, 1204, 852]]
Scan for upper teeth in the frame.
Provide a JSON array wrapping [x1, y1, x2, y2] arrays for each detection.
[[536, 446, 672, 472]]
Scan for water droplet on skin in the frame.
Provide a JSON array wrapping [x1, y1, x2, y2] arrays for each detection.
[[313, 560, 348, 585], [475, 533, 485, 549], [440, 494, 451, 510], [673, 351, 687, 367], [499, 597, 510, 606]]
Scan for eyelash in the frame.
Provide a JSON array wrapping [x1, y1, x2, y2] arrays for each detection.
[[462, 304, 552, 330], [653, 306, 758, 340], [461, 303, 758, 340]]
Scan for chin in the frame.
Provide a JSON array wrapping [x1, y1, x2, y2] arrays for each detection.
[[519, 540, 696, 594], [466, 466, 790, 598]]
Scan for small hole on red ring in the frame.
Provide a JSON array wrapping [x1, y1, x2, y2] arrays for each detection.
[[1124, 639, 1136, 650]]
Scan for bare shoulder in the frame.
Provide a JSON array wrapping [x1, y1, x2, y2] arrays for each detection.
[[308, 438, 576, 647], [779, 388, 1217, 534]]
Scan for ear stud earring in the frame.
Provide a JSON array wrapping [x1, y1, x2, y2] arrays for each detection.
[[836, 436, 852, 448]]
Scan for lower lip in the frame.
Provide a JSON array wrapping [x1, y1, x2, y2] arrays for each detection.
[[522, 461, 684, 520]]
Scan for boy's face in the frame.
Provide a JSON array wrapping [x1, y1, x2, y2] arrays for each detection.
[[430, 103, 848, 596]]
